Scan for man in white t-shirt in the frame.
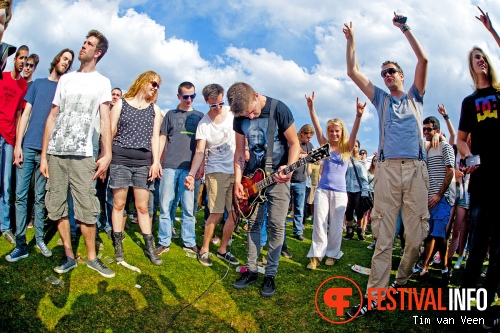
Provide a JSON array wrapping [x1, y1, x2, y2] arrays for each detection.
[[40, 30, 114, 278], [184, 83, 239, 267]]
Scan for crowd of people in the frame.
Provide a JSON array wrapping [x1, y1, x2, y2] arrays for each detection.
[[0, 3, 498, 328]]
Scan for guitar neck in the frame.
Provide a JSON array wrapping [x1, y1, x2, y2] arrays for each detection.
[[255, 157, 308, 191]]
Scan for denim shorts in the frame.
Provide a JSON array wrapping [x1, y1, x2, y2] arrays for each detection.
[[455, 193, 470, 209], [109, 164, 154, 191], [428, 197, 452, 238]]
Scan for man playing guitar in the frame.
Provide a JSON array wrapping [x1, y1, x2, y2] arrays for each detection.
[[227, 82, 300, 297]]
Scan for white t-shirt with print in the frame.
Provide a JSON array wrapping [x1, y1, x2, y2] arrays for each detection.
[[49, 71, 111, 157], [196, 106, 235, 174]]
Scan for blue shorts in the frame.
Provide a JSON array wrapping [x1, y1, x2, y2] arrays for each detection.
[[428, 197, 451, 238]]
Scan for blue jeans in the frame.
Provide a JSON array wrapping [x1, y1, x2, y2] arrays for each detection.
[[15, 148, 46, 250], [0, 135, 13, 232], [158, 168, 196, 247], [290, 181, 306, 236]]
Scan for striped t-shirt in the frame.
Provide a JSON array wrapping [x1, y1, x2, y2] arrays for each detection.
[[426, 141, 456, 205]]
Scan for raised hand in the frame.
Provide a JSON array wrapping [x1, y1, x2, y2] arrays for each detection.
[[476, 6, 494, 32], [305, 91, 315, 109], [437, 104, 448, 118], [343, 22, 353, 40], [356, 97, 366, 116], [392, 12, 406, 28]]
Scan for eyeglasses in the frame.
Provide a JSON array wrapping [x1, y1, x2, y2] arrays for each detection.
[[209, 101, 224, 109], [360, 152, 367, 155], [150, 81, 160, 89], [25, 63, 36, 68], [422, 127, 434, 132], [179, 93, 196, 100], [380, 68, 400, 77]]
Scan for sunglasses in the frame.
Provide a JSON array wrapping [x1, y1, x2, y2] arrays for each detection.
[[25, 63, 36, 68], [380, 68, 400, 77], [360, 152, 367, 155], [179, 93, 196, 100], [422, 127, 434, 132], [209, 101, 224, 109], [150, 81, 160, 89]]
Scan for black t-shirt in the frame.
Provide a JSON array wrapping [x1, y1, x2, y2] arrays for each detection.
[[291, 141, 313, 183], [458, 86, 500, 201], [233, 96, 294, 175]]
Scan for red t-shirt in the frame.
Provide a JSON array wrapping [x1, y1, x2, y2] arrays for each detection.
[[0, 72, 27, 146]]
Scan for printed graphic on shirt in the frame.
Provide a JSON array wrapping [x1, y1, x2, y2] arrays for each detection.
[[475, 95, 499, 122]]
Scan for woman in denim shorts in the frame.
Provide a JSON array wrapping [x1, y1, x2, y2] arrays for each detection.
[[109, 71, 163, 266]]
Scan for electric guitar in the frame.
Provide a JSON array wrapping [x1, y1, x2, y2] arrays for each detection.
[[234, 143, 330, 218]]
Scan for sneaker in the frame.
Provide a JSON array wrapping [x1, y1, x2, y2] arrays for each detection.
[[343, 227, 354, 240], [217, 251, 239, 265], [87, 257, 115, 278], [233, 271, 259, 289], [155, 245, 170, 255], [346, 297, 377, 318], [54, 256, 77, 274], [198, 252, 213, 267], [183, 245, 200, 254], [356, 227, 365, 241], [172, 228, 180, 239], [2, 230, 15, 244], [5, 247, 29, 262], [307, 257, 320, 270], [36, 241, 52, 258], [367, 240, 376, 250], [281, 248, 292, 259], [453, 255, 464, 270], [325, 257, 336, 266], [388, 281, 405, 295], [261, 275, 276, 297], [293, 234, 305, 241], [212, 235, 220, 245]]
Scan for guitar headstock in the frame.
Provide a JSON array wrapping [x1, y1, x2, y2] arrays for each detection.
[[305, 143, 330, 163]]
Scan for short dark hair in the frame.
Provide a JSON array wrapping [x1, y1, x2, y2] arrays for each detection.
[[226, 82, 255, 116], [178, 81, 195, 94], [202, 83, 224, 100], [381, 60, 403, 74], [49, 48, 74, 74], [87, 29, 109, 63], [27, 54, 39, 67], [15, 45, 29, 58], [112, 87, 122, 94], [423, 116, 440, 130]]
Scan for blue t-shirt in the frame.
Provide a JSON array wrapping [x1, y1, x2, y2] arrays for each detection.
[[371, 84, 425, 159], [23, 78, 58, 150], [317, 151, 348, 192]]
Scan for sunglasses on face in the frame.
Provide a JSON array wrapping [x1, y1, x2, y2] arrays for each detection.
[[150, 81, 160, 89], [380, 68, 400, 77], [179, 93, 196, 100], [209, 101, 224, 109], [422, 127, 434, 132], [25, 63, 36, 68], [360, 152, 367, 155]]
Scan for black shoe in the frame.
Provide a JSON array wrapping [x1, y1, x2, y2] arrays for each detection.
[[261, 275, 276, 297], [346, 297, 377, 319], [281, 248, 292, 259], [293, 234, 305, 241], [388, 281, 405, 296], [356, 228, 365, 241], [233, 271, 259, 289], [113, 232, 125, 262], [343, 227, 354, 240]]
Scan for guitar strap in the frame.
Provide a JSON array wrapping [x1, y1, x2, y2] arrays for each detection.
[[265, 98, 278, 176]]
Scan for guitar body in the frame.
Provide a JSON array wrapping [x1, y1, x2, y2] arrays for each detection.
[[235, 169, 267, 218]]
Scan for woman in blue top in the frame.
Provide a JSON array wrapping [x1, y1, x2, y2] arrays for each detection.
[[305, 92, 364, 269]]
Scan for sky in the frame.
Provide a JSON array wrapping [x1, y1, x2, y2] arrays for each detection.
[[4, 0, 499, 155]]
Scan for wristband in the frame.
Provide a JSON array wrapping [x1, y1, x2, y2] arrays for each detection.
[[401, 24, 410, 33], [443, 115, 449, 120], [187, 173, 195, 179], [356, 114, 362, 117]]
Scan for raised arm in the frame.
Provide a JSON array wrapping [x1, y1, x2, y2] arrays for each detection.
[[437, 104, 456, 145], [343, 22, 375, 100], [392, 13, 429, 95], [477, 6, 500, 48], [348, 97, 365, 150], [305, 91, 328, 145]]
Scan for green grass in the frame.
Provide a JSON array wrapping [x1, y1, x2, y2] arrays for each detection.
[[0, 211, 490, 333]]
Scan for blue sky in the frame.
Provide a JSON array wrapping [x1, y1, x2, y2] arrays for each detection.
[[5, 0, 500, 154]]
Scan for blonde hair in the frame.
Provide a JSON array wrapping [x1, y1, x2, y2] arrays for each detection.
[[468, 46, 500, 91], [123, 71, 162, 103], [297, 124, 314, 139], [326, 118, 351, 162]]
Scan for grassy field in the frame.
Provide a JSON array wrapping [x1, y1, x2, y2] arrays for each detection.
[[0, 211, 490, 333]]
